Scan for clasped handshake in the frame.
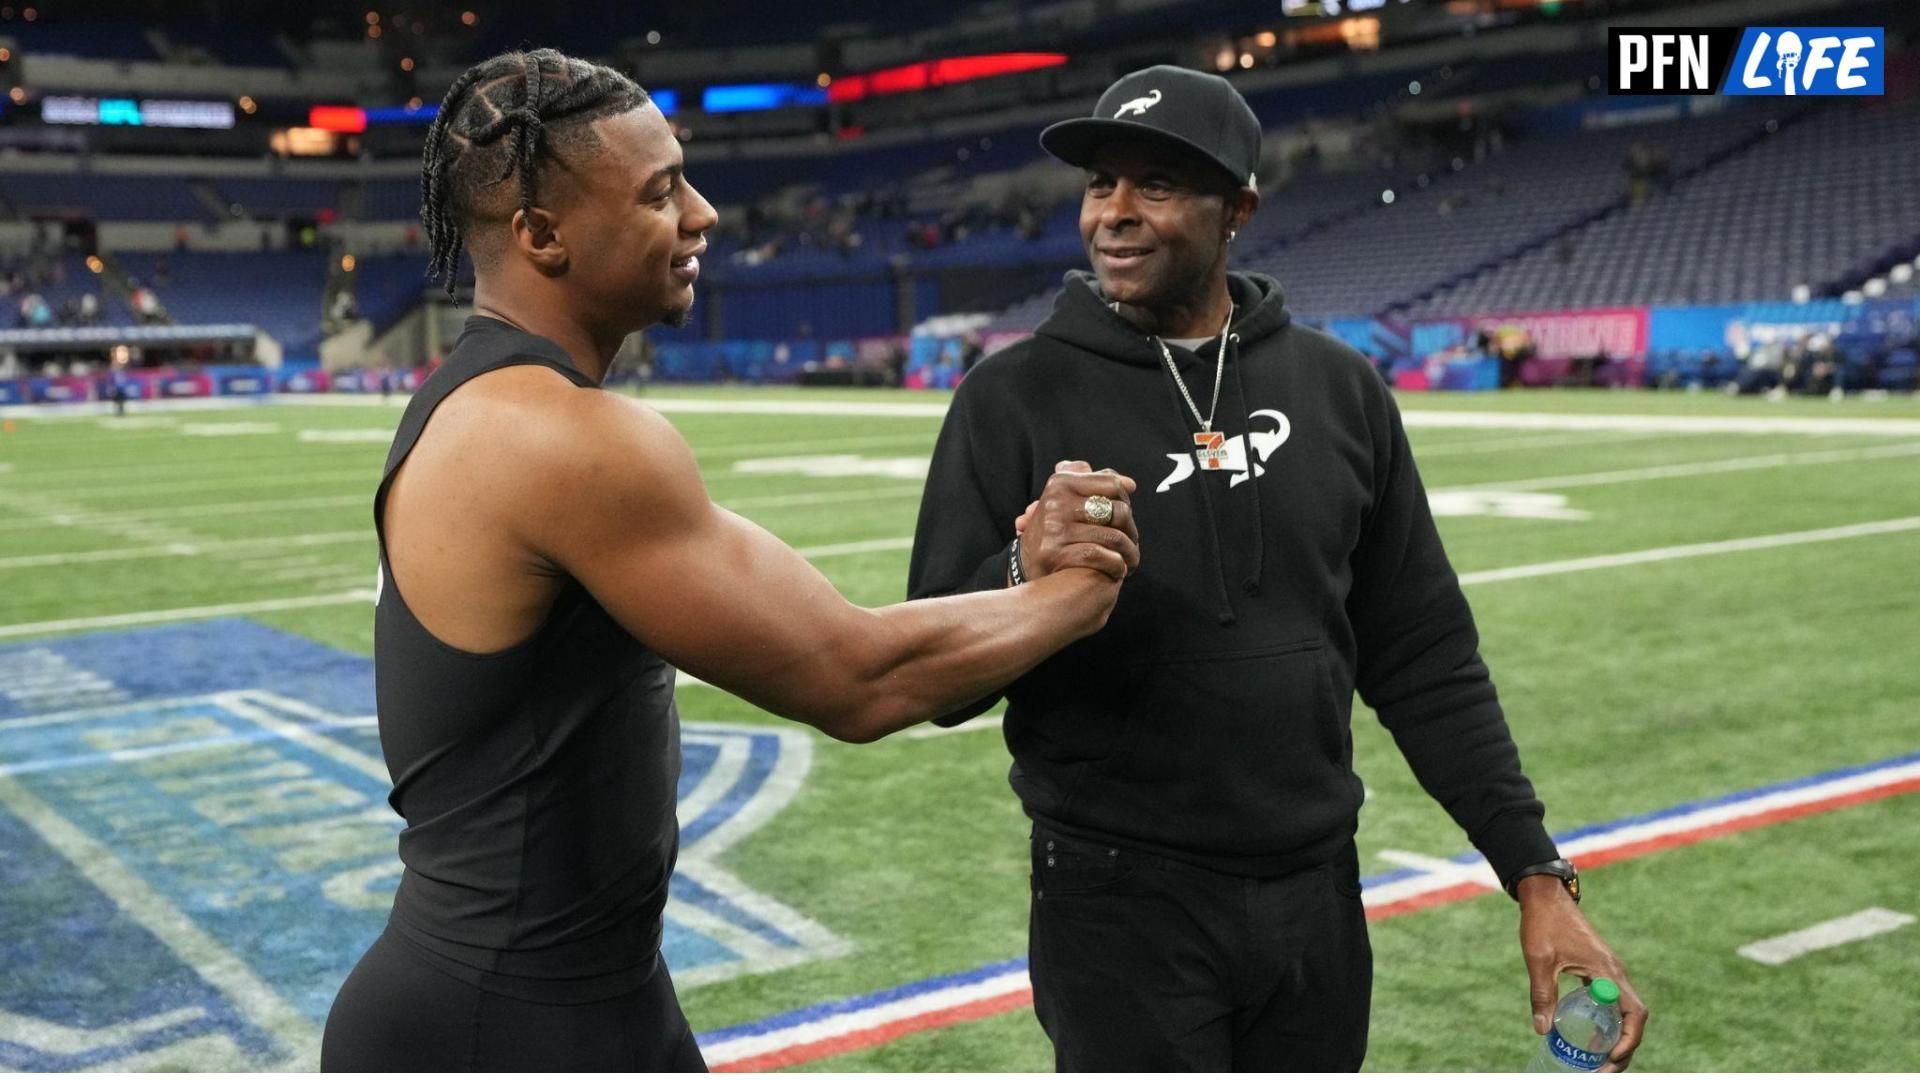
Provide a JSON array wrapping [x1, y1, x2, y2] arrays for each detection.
[[1012, 461, 1143, 585]]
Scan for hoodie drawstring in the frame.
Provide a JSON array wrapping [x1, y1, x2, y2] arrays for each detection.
[[1227, 330, 1265, 599], [1157, 335, 1242, 628]]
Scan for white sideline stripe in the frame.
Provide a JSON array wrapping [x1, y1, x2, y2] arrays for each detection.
[[0, 590, 374, 640], [1457, 518, 1920, 586], [1399, 409, 1920, 437], [907, 713, 1006, 739], [0, 530, 369, 570], [1737, 908, 1915, 966], [0, 775, 320, 1067], [1360, 757, 1920, 910], [701, 970, 1032, 1067], [1376, 849, 1502, 889], [1443, 441, 1920, 493]]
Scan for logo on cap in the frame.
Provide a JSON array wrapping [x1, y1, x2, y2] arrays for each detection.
[[1113, 88, 1162, 118]]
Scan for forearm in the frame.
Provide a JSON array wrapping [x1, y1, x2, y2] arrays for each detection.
[[822, 569, 1111, 741]]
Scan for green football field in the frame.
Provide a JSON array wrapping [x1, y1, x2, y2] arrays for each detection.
[[1, 386, 1917, 1071]]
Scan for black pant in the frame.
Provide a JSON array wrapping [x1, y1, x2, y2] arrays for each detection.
[[1028, 825, 1372, 1072], [321, 928, 706, 1071]]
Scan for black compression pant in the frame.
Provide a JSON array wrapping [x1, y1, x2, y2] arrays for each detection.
[[322, 928, 706, 1071]]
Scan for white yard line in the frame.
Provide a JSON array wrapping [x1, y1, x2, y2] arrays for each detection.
[[0, 591, 374, 640], [1412, 430, 1670, 457], [724, 486, 926, 511], [0, 531, 370, 571], [792, 536, 917, 559], [0, 493, 370, 534], [1737, 908, 1915, 966], [1442, 441, 1920, 494], [1457, 517, 1920, 585], [1400, 410, 1920, 437]]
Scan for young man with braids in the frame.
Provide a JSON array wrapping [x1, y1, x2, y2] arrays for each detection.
[[320, 49, 1143, 1071]]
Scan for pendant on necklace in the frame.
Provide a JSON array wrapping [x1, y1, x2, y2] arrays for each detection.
[[1193, 430, 1230, 470]]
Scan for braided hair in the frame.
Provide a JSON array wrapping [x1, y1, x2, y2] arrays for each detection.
[[420, 49, 650, 295]]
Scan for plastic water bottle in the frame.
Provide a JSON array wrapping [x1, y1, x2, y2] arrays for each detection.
[[1526, 978, 1622, 1072]]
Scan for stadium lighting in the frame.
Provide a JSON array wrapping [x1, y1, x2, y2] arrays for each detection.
[[0, 47, 10, 61], [1216, 48, 1236, 72], [1409, 80, 1421, 94], [368, 25, 382, 39], [646, 30, 661, 45], [816, 73, 831, 88], [238, 96, 257, 114], [1255, 31, 1277, 48], [461, 10, 477, 26], [1239, 53, 1255, 69], [400, 57, 415, 71], [407, 96, 423, 110], [7, 86, 22, 105], [1381, 189, 1396, 204], [310, 106, 368, 133], [341, 254, 357, 273], [21, 7, 35, 21]]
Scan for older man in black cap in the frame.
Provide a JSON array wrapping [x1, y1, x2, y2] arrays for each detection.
[[907, 65, 1647, 1071]]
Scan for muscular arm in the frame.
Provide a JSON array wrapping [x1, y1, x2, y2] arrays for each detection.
[[524, 393, 1126, 743]]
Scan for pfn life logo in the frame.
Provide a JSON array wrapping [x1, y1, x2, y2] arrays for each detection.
[[1609, 27, 1883, 96]]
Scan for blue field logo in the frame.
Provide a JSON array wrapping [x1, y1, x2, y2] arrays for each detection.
[[1722, 27, 1883, 96], [0, 621, 842, 1070]]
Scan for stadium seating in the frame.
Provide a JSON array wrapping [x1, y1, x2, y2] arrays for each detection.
[[1417, 97, 1920, 313]]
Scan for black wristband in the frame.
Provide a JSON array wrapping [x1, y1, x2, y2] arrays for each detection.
[[1008, 536, 1027, 586]]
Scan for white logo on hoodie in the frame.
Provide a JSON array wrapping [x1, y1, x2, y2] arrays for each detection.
[[1156, 409, 1291, 493]]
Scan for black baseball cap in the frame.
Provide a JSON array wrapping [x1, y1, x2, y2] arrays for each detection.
[[1040, 65, 1261, 191]]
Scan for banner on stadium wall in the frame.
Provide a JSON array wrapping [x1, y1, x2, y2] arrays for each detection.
[[29, 376, 94, 403], [160, 374, 214, 398], [1323, 317, 1412, 361], [279, 369, 333, 393], [1648, 298, 1920, 357], [218, 373, 271, 395], [0, 380, 24, 405], [1460, 307, 1650, 362]]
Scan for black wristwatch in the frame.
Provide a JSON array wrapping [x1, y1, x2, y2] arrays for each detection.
[[1508, 858, 1580, 904]]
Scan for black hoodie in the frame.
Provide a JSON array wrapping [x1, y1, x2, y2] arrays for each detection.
[[907, 270, 1559, 882]]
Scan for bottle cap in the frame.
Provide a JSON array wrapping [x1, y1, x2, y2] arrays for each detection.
[[1589, 978, 1620, 1006]]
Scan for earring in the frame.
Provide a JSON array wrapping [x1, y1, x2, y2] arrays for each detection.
[[1227, 230, 1238, 242]]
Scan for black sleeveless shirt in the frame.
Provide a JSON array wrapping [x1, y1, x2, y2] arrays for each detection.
[[371, 316, 681, 1002]]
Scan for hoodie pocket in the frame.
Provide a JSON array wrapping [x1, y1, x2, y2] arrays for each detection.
[[1059, 640, 1355, 855]]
